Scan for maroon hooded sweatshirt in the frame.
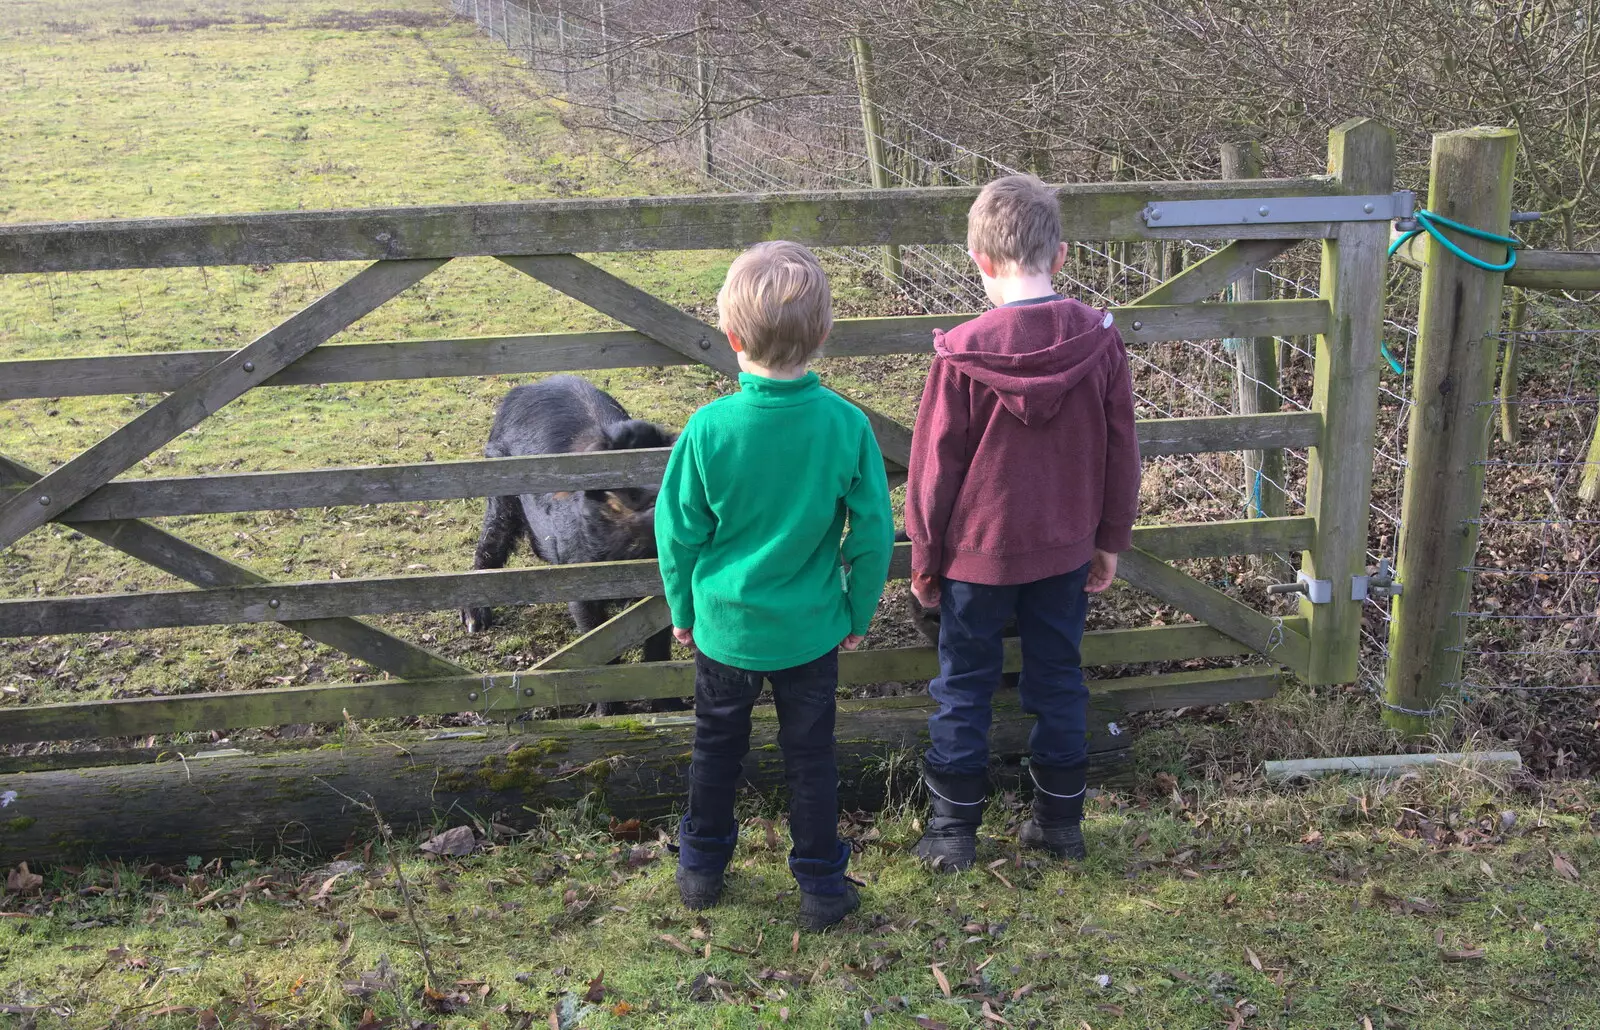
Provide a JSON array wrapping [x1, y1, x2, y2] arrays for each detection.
[[906, 295, 1141, 586]]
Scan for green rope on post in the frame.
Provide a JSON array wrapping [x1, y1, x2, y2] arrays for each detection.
[[1388, 208, 1521, 272], [1379, 209, 1523, 375]]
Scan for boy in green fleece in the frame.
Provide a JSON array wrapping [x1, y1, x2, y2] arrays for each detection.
[[655, 240, 894, 931]]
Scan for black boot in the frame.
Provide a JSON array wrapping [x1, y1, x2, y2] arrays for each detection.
[[1018, 761, 1088, 860], [798, 883, 860, 931], [676, 864, 725, 910], [913, 763, 988, 871]]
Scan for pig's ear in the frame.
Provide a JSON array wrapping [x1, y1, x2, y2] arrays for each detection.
[[584, 490, 640, 514]]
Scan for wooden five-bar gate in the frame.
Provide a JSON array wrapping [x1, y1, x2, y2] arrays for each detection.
[[0, 119, 1394, 862]]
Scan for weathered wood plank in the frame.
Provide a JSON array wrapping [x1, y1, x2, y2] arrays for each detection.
[[501, 253, 916, 468], [1301, 119, 1395, 684], [0, 260, 445, 552], [1135, 411, 1320, 456], [535, 596, 672, 670], [0, 625, 1301, 744], [1132, 239, 1300, 306], [1117, 546, 1312, 674], [1092, 665, 1280, 712], [61, 449, 675, 521], [4, 524, 1313, 637], [0, 560, 664, 637], [49, 415, 1320, 522], [1384, 128, 1518, 733], [1400, 237, 1600, 292], [0, 179, 1344, 274], [0, 302, 1326, 401], [0, 701, 1133, 865], [0, 455, 470, 681]]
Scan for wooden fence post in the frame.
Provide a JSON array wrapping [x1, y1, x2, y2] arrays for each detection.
[[1220, 141, 1286, 522], [1299, 118, 1395, 685], [694, 8, 714, 180], [1383, 127, 1519, 732], [849, 33, 903, 283]]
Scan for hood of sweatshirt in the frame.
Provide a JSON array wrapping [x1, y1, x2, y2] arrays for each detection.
[[933, 296, 1122, 426]]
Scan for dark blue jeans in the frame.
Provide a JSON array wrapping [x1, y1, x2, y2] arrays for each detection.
[[926, 564, 1091, 776], [678, 649, 850, 896]]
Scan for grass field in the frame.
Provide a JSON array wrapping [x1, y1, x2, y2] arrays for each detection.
[[4, 772, 1598, 1029]]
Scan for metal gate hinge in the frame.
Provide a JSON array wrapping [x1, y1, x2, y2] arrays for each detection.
[[1268, 571, 1333, 605], [1352, 558, 1403, 601], [1143, 190, 1416, 230]]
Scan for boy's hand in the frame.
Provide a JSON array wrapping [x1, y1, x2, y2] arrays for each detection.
[[1086, 550, 1118, 594], [841, 634, 866, 651], [673, 626, 695, 649], [910, 571, 940, 609]]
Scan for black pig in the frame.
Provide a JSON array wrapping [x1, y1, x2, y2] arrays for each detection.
[[462, 376, 682, 714]]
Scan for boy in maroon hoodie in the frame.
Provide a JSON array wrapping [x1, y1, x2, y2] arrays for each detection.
[[906, 174, 1140, 869]]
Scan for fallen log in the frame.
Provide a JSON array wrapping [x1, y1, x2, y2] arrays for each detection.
[[0, 695, 1133, 866]]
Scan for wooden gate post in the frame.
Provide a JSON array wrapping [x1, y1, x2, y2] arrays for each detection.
[[849, 33, 903, 283], [1220, 141, 1286, 522], [1300, 118, 1395, 685], [1382, 127, 1518, 733]]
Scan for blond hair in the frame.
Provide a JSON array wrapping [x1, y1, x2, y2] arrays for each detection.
[[717, 241, 833, 369], [966, 174, 1062, 274]]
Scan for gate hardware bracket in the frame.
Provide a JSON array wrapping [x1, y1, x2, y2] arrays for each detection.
[[1352, 558, 1403, 601], [1142, 190, 1415, 230], [1510, 211, 1543, 223], [1267, 571, 1333, 605]]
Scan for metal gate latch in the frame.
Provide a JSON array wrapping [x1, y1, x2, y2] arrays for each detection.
[[1142, 191, 1416, 230], [1268, 571, 1333, 605], [1352, 558, 1403, 601]]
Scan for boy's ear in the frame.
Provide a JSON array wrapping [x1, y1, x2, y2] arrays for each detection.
[[968, 248, 1000, 279], [726, 331, 745, 354], [1051, 241, 1069, 276]]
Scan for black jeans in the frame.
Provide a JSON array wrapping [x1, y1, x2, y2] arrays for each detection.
[[677, 649, 850, 895], [926, 563, 1092, 776]]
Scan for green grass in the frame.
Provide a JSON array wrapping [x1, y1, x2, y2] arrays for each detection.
[[4, 772, 1596, 1028]]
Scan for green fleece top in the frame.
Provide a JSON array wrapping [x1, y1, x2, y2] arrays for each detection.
[[654, 371, 895, 671]]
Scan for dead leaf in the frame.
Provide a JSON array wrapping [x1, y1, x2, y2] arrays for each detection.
[[1440, 947, 1486, 963], [1552, 852, 1580, 881], [930, 963, 951, 997], [198, 1010, 222, 1030], [1362, 1017, 1374, 1030], [1096, 1004, 1125, 1017], [422, 985, 472, 1013], [780, 1008, 790, 1023], [585, 969, 607, 1004], [792, 930, 800, 955], [658, 934, 694, 955], [981, 1000, 1010, 1025], [914, 1018, 950, 1030], [1153, 772, 1179, 794], [420, 826, 478, 858], [1245, 946, 1263, 972], [611, 1001, 632, 1016], [6, 863, 42, 893], [609, 818, 643, 841], [356, 1010, 394, 1030]]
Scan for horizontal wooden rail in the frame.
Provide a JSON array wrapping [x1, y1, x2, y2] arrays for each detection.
[[0, 638, 1290, 744], [0, 301, 1330, 401], [45, 413, 1320, 520], [1393, 236, 1600, 291], [0, 523, 1311, 637], [0, 179, 1347, 274]]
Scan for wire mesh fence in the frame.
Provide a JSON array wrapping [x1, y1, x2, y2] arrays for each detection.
[[445, 0, 1482, 698]]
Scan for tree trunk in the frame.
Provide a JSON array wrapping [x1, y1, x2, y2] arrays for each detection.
[[0, 697, 1132, 866]]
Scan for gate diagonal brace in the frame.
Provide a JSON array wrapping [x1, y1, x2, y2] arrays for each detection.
[[499, 254, 913, 473], [0, 454, 470, 682], [1116, 547, 1311, 677]]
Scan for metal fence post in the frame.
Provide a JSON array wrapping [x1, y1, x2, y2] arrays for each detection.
[[1383, 127, 1519, 733], [694, 9, 714, 180], [1299, 118, 1395, 685]]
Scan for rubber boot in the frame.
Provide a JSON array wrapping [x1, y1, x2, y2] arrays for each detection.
[[798, 883, 861, 931], [676, 815, 736, 910], [1018, 761, 1088, 860], [675, 864, 724, 910], [913, 763, 988, 871]]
